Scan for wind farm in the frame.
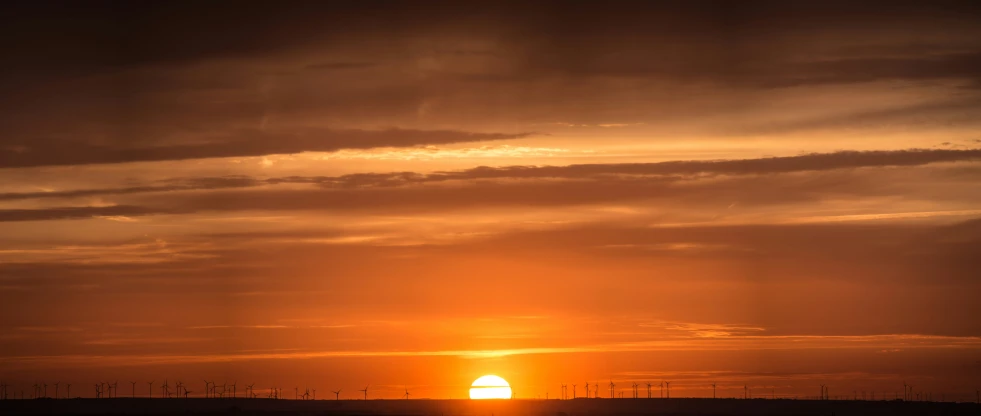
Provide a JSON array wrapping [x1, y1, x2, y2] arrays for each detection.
[[0, 378, 979, 416]]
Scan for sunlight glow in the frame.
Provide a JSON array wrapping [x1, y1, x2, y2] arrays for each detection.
[[469, 375, 512, 399]]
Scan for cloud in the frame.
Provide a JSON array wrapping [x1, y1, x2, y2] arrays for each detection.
[[5, 332, 980, 368], [0, 129, 536, 168], [0, 205, 171, 222], [0, 176, 262, 201], [2, 149, 979, 225], [3, 149, 978, 203], [4, 2, 981, 152]]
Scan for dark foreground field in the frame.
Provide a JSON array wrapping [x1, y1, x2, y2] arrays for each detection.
[[1, 398, 978, 416]]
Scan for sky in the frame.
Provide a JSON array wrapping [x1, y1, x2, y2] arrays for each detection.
[[1, 0, 981, 401]]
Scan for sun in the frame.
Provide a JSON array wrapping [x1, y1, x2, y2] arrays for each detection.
[[469, 375, 512, 399]]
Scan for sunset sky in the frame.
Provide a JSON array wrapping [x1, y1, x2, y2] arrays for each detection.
[[2, 1, 981, 401]]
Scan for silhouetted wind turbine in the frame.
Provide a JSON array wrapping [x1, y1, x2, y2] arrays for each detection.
[[609, 380, 615, 399], [403, 386, 411, 399], [131, 382, 136, 398], [147, 381, 153, 399], [332, 389, 342, 400], [230, 382, 237, 398], [711, 383, 717, 399], [360, 385, 369, 400], [665, 381, 671, 399], [66, 383, 71, 399], [572, 384, 577, 399], [585, 382, 590, 398], [646, 382, 652, 399]]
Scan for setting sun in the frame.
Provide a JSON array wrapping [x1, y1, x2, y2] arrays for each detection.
[[469, 375, 512, 400]]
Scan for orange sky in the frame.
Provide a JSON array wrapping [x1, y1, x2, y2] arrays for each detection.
[[1, 1, 981, 402]]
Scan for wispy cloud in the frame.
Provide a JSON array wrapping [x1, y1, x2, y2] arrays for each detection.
[[782, 209, 981, 223], [5, 333, 980, 368], [4, 149, 978, 202], [0, 129, 538, 168]]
